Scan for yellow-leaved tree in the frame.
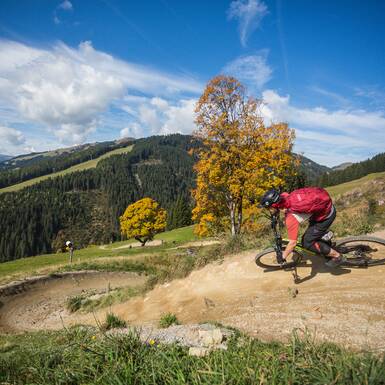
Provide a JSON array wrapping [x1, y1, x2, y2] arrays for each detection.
[[192, 75, 296, 237], [119, 198, 166, 246]]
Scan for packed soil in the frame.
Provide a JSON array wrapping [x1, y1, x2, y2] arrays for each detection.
[[0, 271, 146, 333], [1, 232, 384, 352]]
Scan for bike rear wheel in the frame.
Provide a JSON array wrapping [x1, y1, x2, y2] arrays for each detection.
[[255, 246, 302, 269], [336, 236, 385, 266]]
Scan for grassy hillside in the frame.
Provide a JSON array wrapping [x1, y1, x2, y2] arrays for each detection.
[[326, 171, 385, 196], [0, 226, 197, 284], [0, 145, 133, 194]]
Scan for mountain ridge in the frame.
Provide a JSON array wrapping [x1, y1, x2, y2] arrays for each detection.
[[0, 136, 329, 192]]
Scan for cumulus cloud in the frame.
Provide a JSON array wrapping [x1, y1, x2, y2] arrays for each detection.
[[0, 126, 25, 146], [59, 0, 73, 11], [261, 89, 385, 165], [228, 0, 268, 46], [223, 52, 272, 90], [161, 99, 196, 134], [120, 123, 143, 139], [119, 96, 197, 137], [0, 39, 202, 146]]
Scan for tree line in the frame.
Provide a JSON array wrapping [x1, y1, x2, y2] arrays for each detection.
[[317, 152, 385, 186]]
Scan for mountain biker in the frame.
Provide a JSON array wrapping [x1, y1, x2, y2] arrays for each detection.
[[260, 187, 346, 268]]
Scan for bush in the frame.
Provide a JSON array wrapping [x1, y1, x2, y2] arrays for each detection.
[[159, 313, 179, 328], [104, 313, 127, 330]]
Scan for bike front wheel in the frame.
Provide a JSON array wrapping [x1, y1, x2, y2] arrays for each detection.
[[255, 247, 302, 269], [336, 236, 385, 266]]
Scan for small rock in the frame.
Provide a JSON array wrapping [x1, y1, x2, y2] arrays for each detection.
[[212, 329, 223, 344], [288, 287, 299, 298], [189, 347, 209, 357], [199, 329, 223, 346], [204, 297, 215, 308]]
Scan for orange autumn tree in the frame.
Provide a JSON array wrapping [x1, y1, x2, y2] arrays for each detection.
[[192, 75, 296, 237], [119, 198, 166, 246]]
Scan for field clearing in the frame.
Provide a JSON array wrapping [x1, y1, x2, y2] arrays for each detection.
[[0, 226, 197, 284], [0, 145, 134, 194], [326, 171, 385, 196]]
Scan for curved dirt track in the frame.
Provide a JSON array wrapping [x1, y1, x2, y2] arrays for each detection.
[[1, 233, 385, 351], [0, 272, 145, 333]]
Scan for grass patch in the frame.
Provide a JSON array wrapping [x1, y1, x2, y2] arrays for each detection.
[[332, 209, 375, 237], [0, 327, 384, 384], [78, 286, 143, 312], [159, 313, 180, 328], [103, 313, 127, 330], [59, 260, 156, 275], [66, 295, 85, 313]]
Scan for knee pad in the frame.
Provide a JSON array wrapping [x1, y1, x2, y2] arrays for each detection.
[[309, 240, 331, 255]]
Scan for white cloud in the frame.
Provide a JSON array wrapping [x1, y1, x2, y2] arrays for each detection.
[[120, 123, 143, 139], [119, 96, 197, 137], [228, 0, 268, 47], [0, 39, 202, 146], [261, 89, 385, 166], [139, 104, 162, 134], [161, 99, 196, 134], [150, 97, 169, 111], [59, 0, 73, 11], [223, 52, 272, 90], [0, 126, 25, 146]]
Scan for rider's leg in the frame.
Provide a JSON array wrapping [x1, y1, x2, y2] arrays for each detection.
[[302, 208, 341, 258]]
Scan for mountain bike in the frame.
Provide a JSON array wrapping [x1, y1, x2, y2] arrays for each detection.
[[255, 211, 385, 271]]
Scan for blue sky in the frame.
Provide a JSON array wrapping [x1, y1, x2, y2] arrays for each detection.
[[0, 0, 384, 166]]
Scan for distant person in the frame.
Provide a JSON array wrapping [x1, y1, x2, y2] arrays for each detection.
[[66, 240, 74, 263], [260, 187, 346, 268]]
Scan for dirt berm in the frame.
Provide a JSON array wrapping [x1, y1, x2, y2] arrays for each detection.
[[1, 232, 384, 352]]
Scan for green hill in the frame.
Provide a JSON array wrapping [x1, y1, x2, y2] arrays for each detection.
[[0, 139, 134, 191], [0, 134, 196, 262], [326, 170, 385, 196], [0, 144, 133, 194], [319, 152, 385, 187]]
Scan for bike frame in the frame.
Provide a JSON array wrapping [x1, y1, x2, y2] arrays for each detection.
[[268, 211, 318, 264]]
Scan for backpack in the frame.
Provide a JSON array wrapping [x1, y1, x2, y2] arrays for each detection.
[[287, 187, 331, 215]]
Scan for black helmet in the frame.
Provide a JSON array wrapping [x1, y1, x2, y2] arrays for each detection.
[[260, 189, 281, 208]]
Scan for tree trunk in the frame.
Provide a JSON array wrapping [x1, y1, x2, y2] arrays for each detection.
[[135, 237, 146, 247], [235, 199, 243, 235], [229, 202, 236, 236]]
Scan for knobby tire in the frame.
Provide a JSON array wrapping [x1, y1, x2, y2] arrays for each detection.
[[336, 235, 385, 266]]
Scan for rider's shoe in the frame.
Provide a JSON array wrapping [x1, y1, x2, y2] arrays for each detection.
[[325, 255, 346, 268]]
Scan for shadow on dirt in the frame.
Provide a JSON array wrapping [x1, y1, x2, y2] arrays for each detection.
[[262, 254, 352, 284]]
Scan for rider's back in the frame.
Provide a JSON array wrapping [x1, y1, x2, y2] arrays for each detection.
[[287, 187, 332, 221]]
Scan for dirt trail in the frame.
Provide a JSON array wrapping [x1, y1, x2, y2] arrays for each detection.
[[0, 272, 145, 333], [1, 232, 385, 351]]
